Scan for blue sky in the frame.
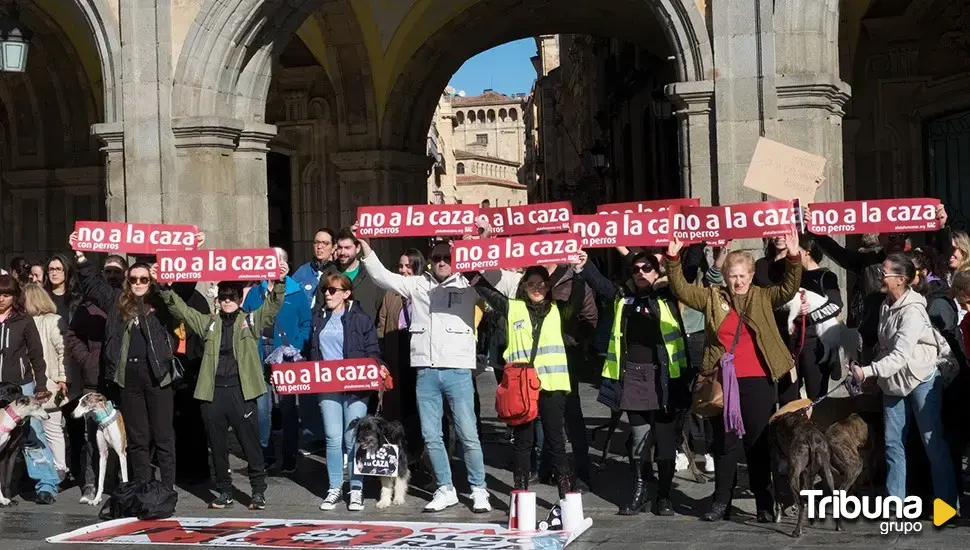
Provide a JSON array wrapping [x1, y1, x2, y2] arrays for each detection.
[[448, 39, 538, 97]]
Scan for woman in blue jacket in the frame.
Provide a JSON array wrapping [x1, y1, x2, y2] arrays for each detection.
[[312, 273, 382, 512]]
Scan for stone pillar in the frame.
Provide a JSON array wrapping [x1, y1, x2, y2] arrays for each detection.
[[235, 123, 278, 248], [171, 117, 244, 248], [332, 150, 432, 260], [667, 80, 715, 205], [92, 122, 127, 221]]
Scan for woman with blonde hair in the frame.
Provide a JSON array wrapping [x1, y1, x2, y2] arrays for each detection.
[[666, 230, 803, 523], [23, 283, 69, 478], [948, 230, 970, 273]]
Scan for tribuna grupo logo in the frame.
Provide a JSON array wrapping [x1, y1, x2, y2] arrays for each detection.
[[801, 490, 923, 535]]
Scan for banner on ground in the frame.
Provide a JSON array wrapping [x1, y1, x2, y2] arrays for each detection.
[[73, 221, 200, 255], [155, 249, 280, 283], [271, 359, 381, 394], [570, 212, 671, 248], [451, 233, 581, 272], [670, 200, 798, 243], [806, 198, 941, 235], [743, 137, 826, 203], [356, 204, 480, 238], [480, 201, 572, 236], [47, 518, 578, 549], [596, 197, 700, 215]]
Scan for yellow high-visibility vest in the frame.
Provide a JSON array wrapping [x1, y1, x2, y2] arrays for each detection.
[[602, 297, 686, 380], [505, 301, 571, 392]]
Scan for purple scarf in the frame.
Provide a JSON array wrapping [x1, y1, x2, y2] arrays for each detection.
[[721, 351, 745, 437]]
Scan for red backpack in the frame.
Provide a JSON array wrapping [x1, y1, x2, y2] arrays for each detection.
[[495, 317, 543, 426]]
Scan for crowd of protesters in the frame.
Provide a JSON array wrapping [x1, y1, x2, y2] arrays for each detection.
[[0, 200, 966, 526]]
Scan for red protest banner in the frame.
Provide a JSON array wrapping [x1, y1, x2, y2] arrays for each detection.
[[271, 360, 382, 394], [597, 197, 700, 215], [570, 212, 671, 248], [356, 204, 479, 238], [480, 201, 572, 236], [73, 221, 199, 254], [807, 198, 941, 235], [155, 249, 280, 283], [451, 233, 581, 272], [670, 201, 797, 243]]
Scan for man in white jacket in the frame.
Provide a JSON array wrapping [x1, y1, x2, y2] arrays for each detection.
[[356, 233, 496, 513]]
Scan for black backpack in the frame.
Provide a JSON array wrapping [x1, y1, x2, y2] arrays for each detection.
[[99, 481, 178, 520]]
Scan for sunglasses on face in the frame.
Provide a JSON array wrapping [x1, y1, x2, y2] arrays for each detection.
[[217, 294, 240, 303], [128, 276, 151, 285], [325, 286, 348, 295], [526, 281, 547, 290], [634, 264, 654, 274], [431, 255, 451, 264]]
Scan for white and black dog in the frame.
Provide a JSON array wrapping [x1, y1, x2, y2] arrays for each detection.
[[783, 288, 856, 375], [351, 415, 410, 508], [72, 392, 128, 506], [0, 395, 49, 507]]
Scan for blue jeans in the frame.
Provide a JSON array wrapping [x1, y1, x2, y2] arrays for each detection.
[[20, 383, 59, 495], [318, 392, 368, 491], [416, 368, 486, 490], [883, 370, 959, 508]]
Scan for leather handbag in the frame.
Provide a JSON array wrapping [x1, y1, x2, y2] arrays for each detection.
[[692, 312, 743, 417]]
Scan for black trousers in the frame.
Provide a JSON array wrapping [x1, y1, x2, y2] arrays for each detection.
[[120, 362, 176, 486], [514, 391, 568, 481], [174, 383, 210, 482], [711, 376, 776, 512], [202, 385, 266, 494], [563, 348, 591, 480], [63, 397, 99, 489], [682, 332, 714, 455], [795, 333, 830, 402]]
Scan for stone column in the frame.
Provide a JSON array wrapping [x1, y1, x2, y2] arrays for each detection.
[[332, 150, 432, 260], [171, 117, 244, 248], [235, 123, 278, 248], [667, 80, 715, 205], [91, 122, 127, 221]]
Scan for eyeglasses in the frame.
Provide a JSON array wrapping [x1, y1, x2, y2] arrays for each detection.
[[314, 240, 332, 246], [47, 266, 64, 273], [128, 276, 150, 285], [325, 286, 348, 295], [431, 255, 451, 264], [526, 281, 547, 290]]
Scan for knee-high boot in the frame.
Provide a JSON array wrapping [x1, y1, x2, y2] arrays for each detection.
[[618, 461, 649, 515]]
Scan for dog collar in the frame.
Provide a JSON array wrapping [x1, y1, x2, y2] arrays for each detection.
[[0, 406, 21, 433], [95, 403, 119, 430]]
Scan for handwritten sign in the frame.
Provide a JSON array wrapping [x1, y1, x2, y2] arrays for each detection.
[[271, 359, 381, 394], [807, 199, 941, 235], [480, 201, 572, 236], [155, 249, 280, 283], [743, 137, 826, 203], [356, 205, 479, 238], [451, 234, 581, 272], [73, 221, 199, 254]]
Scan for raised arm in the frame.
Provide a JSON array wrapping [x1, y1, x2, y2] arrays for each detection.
[[573, 252, 618, 303], [812, 233, 883, 274], [765, 231, 804, 308], [253, 281, 286, 332], [665, 237, 711, 312], [158, 288, 210, 336], [74, 255, 118, 311], [472, 275, 510, 317]]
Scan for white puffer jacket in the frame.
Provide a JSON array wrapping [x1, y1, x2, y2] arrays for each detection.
[[33, 313, 65, 409], [862, 289, 940, 396]]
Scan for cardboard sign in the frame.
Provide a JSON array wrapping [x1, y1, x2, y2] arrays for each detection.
[[451, 234, 581, 272], [807, 198, 941, 235], [353, 444, 400, 477], [570, 212, 671, 248], [670, 201, 798, 243], [356, 204, 479, 238], [73, 221, 199, 254], [271, 359, 381, 394], [480, 201, 572, 236], [597, 197, 700, 215], [47, 518, 579, 549], [155, 249, 280, 283], [743, 137, 826, 203]]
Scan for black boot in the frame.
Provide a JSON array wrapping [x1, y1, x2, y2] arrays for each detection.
[[513, 467, 529, 491], [701, 500, 731, 521], [555, 467, 573, 500], [653, 459, 674, 516], [618, 462, 648, 516]]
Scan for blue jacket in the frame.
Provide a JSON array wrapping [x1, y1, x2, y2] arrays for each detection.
[[292, 260, 339, 307], [310, 300, 382, 365], [242, 276, 312, 361]]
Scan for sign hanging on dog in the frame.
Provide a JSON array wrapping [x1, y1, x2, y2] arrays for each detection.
[[271, 359, 382, 395], [48, 518, 579, 549], [73, 221, 200, 255], [155, 249, 281, 283], [356, 204, 480, 238], [353, 444, 400, 477], [806, 198, 941, 236]]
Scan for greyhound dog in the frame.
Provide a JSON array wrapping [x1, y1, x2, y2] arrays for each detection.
[[0, 396, 50, 507], [72, 392, 128, 506], [824, 413, 869, 529]]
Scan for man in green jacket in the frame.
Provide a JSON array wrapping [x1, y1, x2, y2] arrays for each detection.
[[160, 263, 287, 511]]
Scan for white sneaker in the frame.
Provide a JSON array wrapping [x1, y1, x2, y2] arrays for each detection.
[[348, 489, 364, 512], [704, 454, 715, 473], [471, 486, 491, 513], [423, 486, 459, 512], [675, 452, 689, 472], [319, 488, 342, 511]]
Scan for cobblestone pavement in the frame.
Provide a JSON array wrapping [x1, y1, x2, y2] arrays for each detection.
[[0, 371, 965, 549]]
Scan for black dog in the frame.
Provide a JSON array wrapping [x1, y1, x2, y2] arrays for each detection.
[[770, 407, 837, 538], [351, 415, 410, 508], [0, 382, 26, 505]]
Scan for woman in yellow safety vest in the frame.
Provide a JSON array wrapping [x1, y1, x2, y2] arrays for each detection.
[[472, 266, 574, 499], [573, 250, 692, 517]]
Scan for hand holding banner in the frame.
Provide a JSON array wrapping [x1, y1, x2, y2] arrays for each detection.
[[597, 198, 700, 215], [272, 359, 382, 394], [807, 198, 941, 235], [451, 233, 581, 272], [480, 201, 572, 236], [156, 248, 281, 283], [356, 204, 479, 238], [571, 212, 671, 248], [73, 221, 200, 254]]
